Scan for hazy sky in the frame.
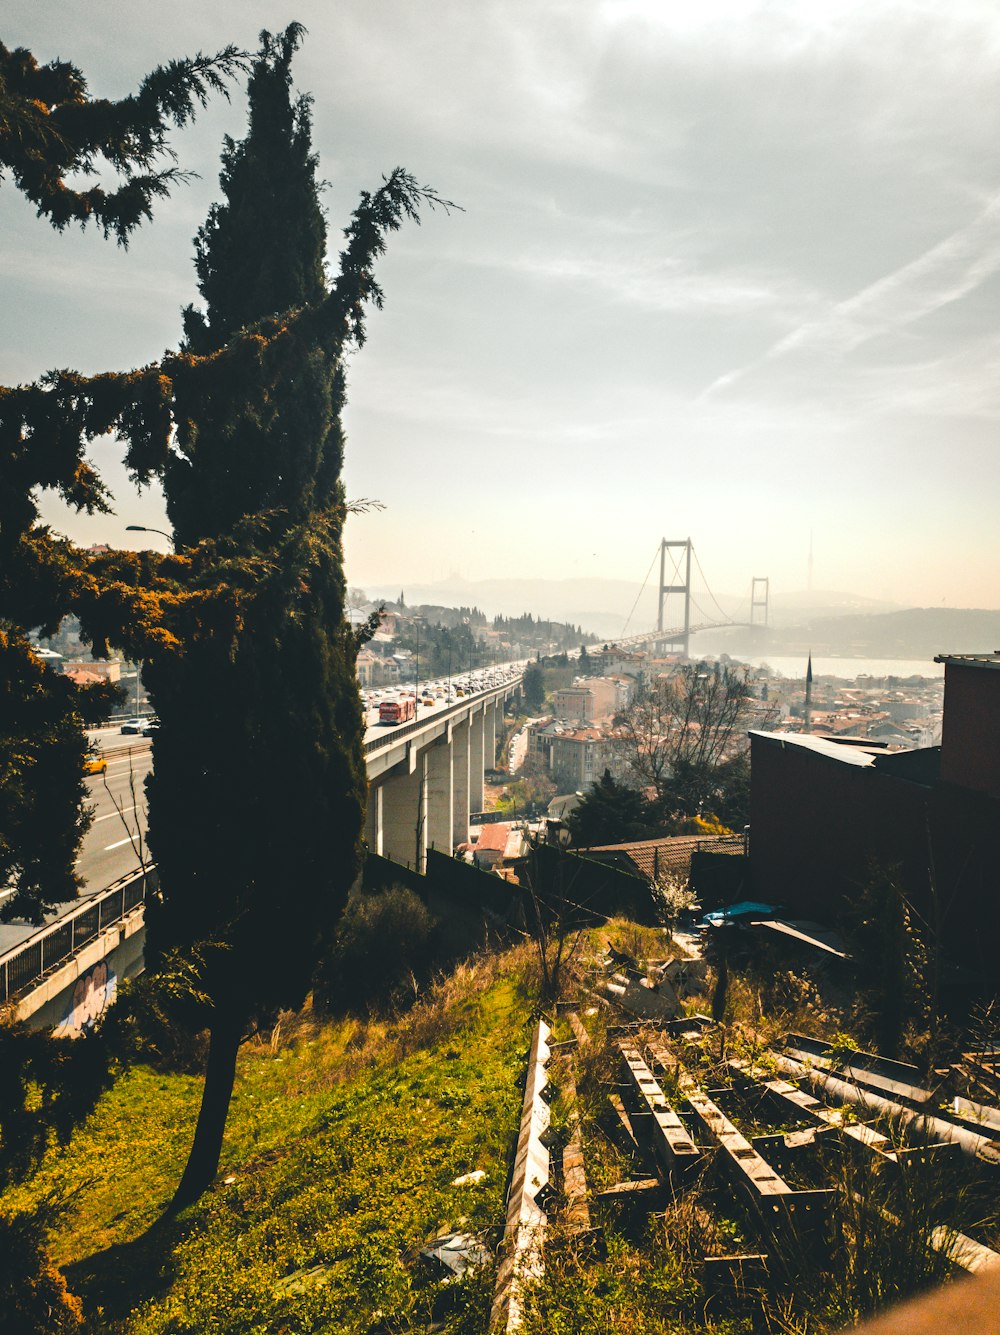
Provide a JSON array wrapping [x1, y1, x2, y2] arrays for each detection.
[[6, 1, 1000, 614]]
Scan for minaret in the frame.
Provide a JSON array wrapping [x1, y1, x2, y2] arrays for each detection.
[[804, 652, 813, 733]]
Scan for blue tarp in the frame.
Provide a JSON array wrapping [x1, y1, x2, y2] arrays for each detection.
[[700, 900, 780, 927]]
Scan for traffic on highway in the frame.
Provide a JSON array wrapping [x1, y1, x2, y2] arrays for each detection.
[[3, 664, 527, 934], [361, 662, 526, 741]]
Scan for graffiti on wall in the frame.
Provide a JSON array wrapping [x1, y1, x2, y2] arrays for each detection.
[[54, 958, 117, 1037]]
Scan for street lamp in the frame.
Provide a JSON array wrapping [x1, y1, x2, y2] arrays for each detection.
[[412, 616, 422, 712], [126, 524, 173, 549]]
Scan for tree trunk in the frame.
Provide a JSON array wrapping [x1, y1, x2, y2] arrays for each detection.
[[170, 1008, 244, 1211]]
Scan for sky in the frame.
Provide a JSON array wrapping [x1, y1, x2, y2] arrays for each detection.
[[5, 0, 1000, 617]]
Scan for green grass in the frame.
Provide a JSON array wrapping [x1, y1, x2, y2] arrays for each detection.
[[2, 948, 540, 1333]]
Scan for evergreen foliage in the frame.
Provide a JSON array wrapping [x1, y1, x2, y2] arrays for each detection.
[[0, 628, 119, 920], [0, 14, 447, 1200], [0, 1209, 83, 1334], [139, 26, 371, 1205], [314, 885, 437, 1014], [0, 34, 242, 917], [567, 769, 658, 847], [522, 662, 545, 712], [0, 40, 247, 242], [181, 25, 324, 357]]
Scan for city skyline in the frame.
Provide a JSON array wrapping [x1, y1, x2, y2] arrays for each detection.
[[5, 1, 1000, 609]]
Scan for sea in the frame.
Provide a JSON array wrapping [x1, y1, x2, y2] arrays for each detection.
[[723, 654, 943, 681]]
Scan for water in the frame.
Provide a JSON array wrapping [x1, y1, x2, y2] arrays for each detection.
[[725, 654, 943, 681]]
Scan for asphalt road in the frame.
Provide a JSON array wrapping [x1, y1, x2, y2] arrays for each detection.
[[79, 682, 517, 888], [80, 730, 154, 891], [0, 673, 524, 955]]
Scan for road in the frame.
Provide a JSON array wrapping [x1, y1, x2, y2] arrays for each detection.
[[0, 670, 524, 956], [78, 670, 525, 887], [79, 729, 154, 891]]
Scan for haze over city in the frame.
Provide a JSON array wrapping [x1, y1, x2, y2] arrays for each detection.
[[5, 0, 1000, 612]]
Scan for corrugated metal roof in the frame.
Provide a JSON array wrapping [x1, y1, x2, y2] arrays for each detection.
[[934, 653, 1000, 671]]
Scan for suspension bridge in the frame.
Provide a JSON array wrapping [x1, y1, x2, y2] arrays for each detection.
[[616, 538, 769, 657]]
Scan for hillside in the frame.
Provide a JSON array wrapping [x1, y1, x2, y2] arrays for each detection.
[[4, 926, 996, 1334], [707, 606, 1000, 661], [1, 951, 536, 1334], [367, 577, 904, 639]]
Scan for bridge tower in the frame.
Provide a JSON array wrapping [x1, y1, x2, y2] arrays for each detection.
[[657, 538, 692, 657], [750, 576, 769, 628]]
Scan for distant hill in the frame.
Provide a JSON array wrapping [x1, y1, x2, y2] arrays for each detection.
[[366, 576, 904, 639], [707, 607, 1000, 660]]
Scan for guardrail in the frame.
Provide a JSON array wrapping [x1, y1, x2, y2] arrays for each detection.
[[361, 675, 522, 756], [5, 679, 522, 1007], [0, 867, 155, 1005]]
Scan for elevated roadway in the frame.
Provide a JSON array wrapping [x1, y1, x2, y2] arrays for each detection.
[[1, 669, 524, 1024]]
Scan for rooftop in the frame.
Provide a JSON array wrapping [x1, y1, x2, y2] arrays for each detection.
[[750, 731, 940, 784], [934, 653, 1000, 671]]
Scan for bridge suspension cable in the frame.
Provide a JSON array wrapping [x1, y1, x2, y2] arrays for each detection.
[[689, 543, 733, 625], [620, 544, 661, 637]]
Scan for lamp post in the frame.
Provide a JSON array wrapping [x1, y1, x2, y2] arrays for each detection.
[[412, 616, 421, 713], [126, 524, 174, 549]]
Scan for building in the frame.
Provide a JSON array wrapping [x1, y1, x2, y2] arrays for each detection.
[[356, 648, 399, 688], [587, 646, 648, 680], [748, 651, 1000, 972], [553, 675, 630, 724], [63, 658, 122, 683], [550, 726, 616, 792]]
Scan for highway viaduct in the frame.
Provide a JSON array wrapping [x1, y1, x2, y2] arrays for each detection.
[[1, 673, 522, 1032]]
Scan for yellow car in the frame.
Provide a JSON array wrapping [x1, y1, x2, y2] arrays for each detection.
[[84, 749, 107, 775]]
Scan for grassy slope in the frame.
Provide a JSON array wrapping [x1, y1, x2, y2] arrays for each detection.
[[3, 948, 538, 1334]]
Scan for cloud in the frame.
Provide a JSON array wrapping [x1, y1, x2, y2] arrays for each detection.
[[487, 251, 822, 319], [702, 193, 1000, 397]]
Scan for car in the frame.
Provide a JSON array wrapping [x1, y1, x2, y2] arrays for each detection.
[[84, 749, 107, 775], [140, 718, 160, 735], [120, 718, 145, 734]]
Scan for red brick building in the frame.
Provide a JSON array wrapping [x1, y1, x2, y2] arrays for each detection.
[[748, 653, 1000, 973]]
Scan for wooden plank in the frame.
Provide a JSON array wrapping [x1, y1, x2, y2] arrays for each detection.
[[673, 1057, 833, 1249], [567, 1010, 590, 1047]]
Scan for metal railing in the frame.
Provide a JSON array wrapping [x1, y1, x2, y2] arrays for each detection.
[[0, 867, 155, 1005], [2, 678, 522, 1007], [362, 676, 522, 756]]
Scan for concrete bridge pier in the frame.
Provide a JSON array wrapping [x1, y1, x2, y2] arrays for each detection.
[[380, 751, 426, 871], [485, 699, 498, 769], [425, 735, 454, 860], [365, 781, 383, 856], [452, 715, 471, 847], [469, 708, 485, 815]]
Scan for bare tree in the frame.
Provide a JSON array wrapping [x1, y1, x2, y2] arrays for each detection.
[[614, 663, 767, 817]]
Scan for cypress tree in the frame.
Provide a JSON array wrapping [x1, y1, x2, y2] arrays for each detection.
[[143, 25, 366, 1206], [1, 43, 445, 1204], [0, 40, 247, 242], [0, 38, 245, 921]]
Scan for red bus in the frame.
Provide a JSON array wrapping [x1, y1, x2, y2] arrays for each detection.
[[379, 696, 417, 725]]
